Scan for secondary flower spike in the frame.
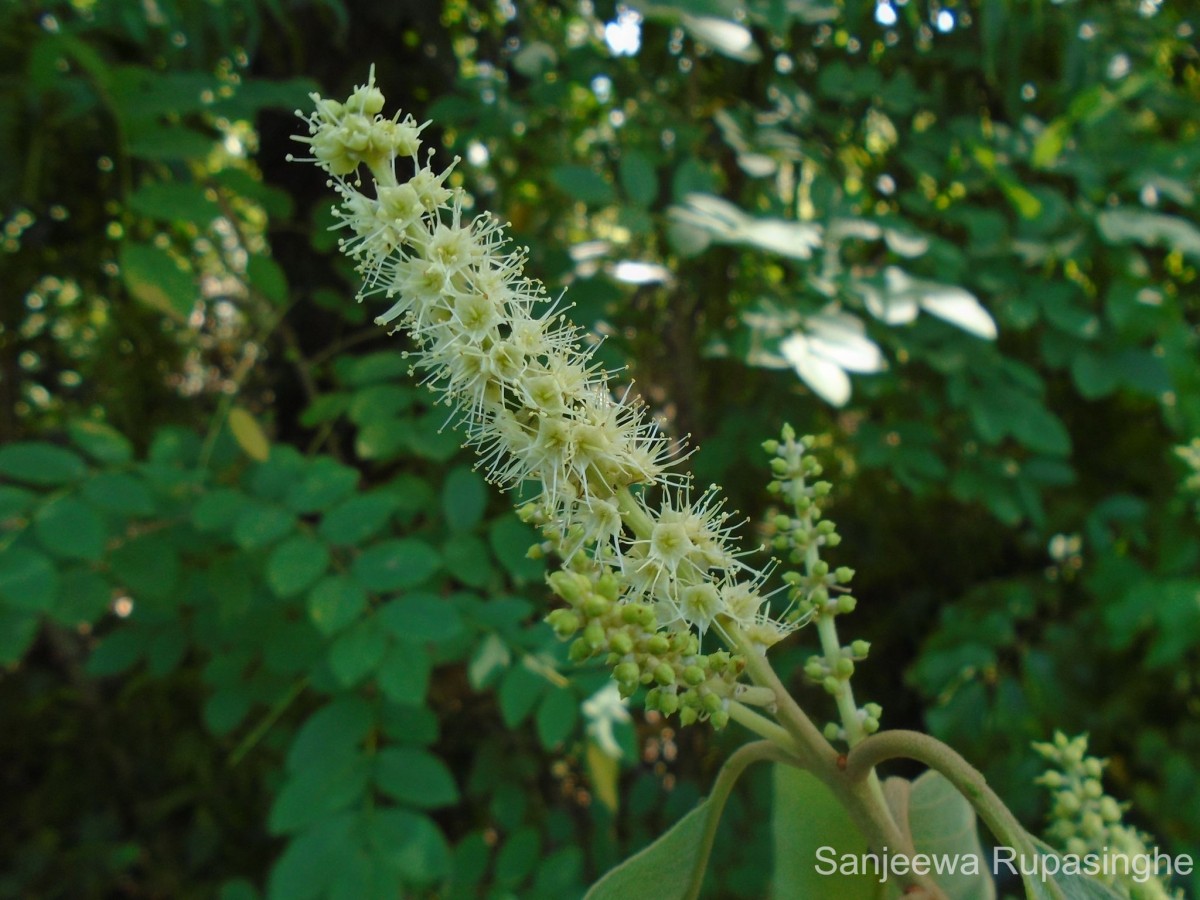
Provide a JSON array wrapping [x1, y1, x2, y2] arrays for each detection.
[[290, 68, 798, 659]]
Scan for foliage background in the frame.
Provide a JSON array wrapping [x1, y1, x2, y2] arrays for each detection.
[[2, 0, 1198, 896]]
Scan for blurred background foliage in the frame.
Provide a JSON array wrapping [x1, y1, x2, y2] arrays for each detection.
[[1, 0, 1198, 896]]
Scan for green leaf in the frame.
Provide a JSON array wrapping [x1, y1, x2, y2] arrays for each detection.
[[1023, 838, 1127, 899], [619, 151, 658, 207], [377, 640, 431, 706], [247, 254, 288, 304], [488, 515, 544, 583], [352, 539, 440, 592], [772, 766, 875, 900], [498, 662, 548, 728], [267, 535, 331, 598], [339, 351, 409, 386], [109, 532, 179, 603], [496, 826, 541, 888], [308, 575, 368, 636], [267, 814, 357, 900], [441, 534, 493, 589], [228, 407, 271, 462], [536, 687, 579, 750], [319, 492, 398, 546], [126, 123, 214, 161], [127, 181, 218, 226], [86, 626, 146, 676], [375, 747, 459, 809], [904, 771, 995, 900], [377, 592, 465, 643], [51, 568, 111, 624], [286, 458, 359, 514], [119, 241, 196, 320], [192, 488, 248, 532], [441, 466, 487, 532], [82, 472, 156, 517], [329, 618, 387, 686], [0, 486, 35, 520], [0, 442, 86, 486], [67, 420, 133, 464], [0, 547, 60, 612], [550, 164, 615, 205], [34, 496, 106, 562], [0, 609, 39, 664], [287, 697, 374, 773], [269, 751, 370, 834], [370, 809, 450, 885], [233, 503, 296, 551]]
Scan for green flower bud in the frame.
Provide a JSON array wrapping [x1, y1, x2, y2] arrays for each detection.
[[834, 657, 855, 678], [812, 480, 831, 497], [835, 566, 855, 584], [709, 708, 730, 729], [811, 560, 830, 578], [1099, 797, 1122, 823], [850, 640, 871, 658], [549, 570, 590, 605], [614, 661, 641, 686], [781, 423, 796, 442], [762, 439, 780, 455], [569, 638, 593, 662], [679, 706, 699, 726], [774, 514, 792, 530], [583, 593, 610, 617], [822, 676, 841, 696], [683, 665, 706, 686], [546, 609, 581, 637], [804, 658, 826, 680], [658, 690, 680, 715], [767, 480, 782, 494], [646, 634, 671, 656], [783, 571, 803, 586], [836, 595, 857, 614], [823, 722, 841, 741], [595, 572, 621, 602], [702, 692, 723, 714], [864, 703, 883, 719], [609, 631, 633, 655], [526, 544, 544, 560], [863, 716, 880, 734], [654, 663, 676, 686], [584, 619, 606, 650]]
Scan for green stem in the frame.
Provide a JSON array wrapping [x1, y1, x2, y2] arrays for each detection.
[[228, 676, 308, 767], [727, 700, 801, 754], [846, 729, 1038, 862], [815, 613, 866, 746], [684, 740, 799, 900]]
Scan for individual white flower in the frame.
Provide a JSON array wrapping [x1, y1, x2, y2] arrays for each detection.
[[780, 308, 884, 407], [582, 683, 631, 759]]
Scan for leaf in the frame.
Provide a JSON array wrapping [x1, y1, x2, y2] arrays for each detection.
[[34, 495, 107, 562], [82, 472, 155, 517], [269, 751, 370, 834], [329, 618, 387, 687], [441, 466, 487, 532], [375, 747, 459, 809], [119, 241, 196, 320], [0, 442, 86, 486], [267, 814, 357, 900], [441, 534, 493, 588], [536, 687, 579, 749], [619, 151, 658, 207], [232, 503, 295, 551], [286, 697, 374, 773], [308, 575, 368, 636], [352, 539, 441, 592], [127, 181, 219, 226], [229, 407, 271, 462], [377, 641, 431, 706], [0, 609, 39, 664], [0, 547, 60, 612], [67, 420, 133, 465], [488, 515, 544, 583], [903, 771, 995, 900], [377, 592, 465, 643], [247, 254, 288, 304], [286, 458, 359, 514], [1097, 209, 1200, 261], [1022, 838, 1127, 900], [498, 662, 548, 727], [369, 809, 450, 884], [773, 766, 875, 899], [266, 535, 331, 598], [550, 164, 615, 205], [495, 827, 541, 887], [319, 492, 399, 546]]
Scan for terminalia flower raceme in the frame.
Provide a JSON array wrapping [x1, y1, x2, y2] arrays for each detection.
[[290, 68, 803, 727]]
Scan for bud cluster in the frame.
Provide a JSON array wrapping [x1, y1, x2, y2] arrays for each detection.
[[764, 424, 880, 743], [1034, 732, 1181, 899], [546, 569, 746, 729]]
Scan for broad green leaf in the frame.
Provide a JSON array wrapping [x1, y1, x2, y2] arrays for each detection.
[[495, 826, 541, 888], [233, 503, 296, 551], [536, 687, 579, 749], [286, 697, 374, 773], [0, 486, 35, 520], [286, 458, 359, 514], [0, 547, 60, 612], [377, 640, 431, 706], [308, 575, 368, 636], [269, 750, 370, 834], [329, 618, 387, 686], [339, 350, 409, 386], [67, 420, 133, 464], [51, 568, 111, 624], [374, 747, 459, 809], [488, 514, 544, 583], [192, 488, 248, 532], [498, 661, 548, 727], [86, 626, 146, 676], [773, 766, 875, 900], [900, 771, 995, 900], [550, 164, 614, 205], [377, 592, 464, 643], [266, 535, 331, 598], [440, 534, 493, 588], [127, 181, 218, 226], [1023, 838, 1127, 900], [441, 466, 486, 532], [319, 492, 399, 546], [34, 496, 106, 562], [0, 442, 86, 486], [0, 608, 39, 664], [109, 532, 179, 603], [369, 808, 451, 885], [352, 539, 440, 592], [83, 472, 156, 517], [619, 151, 658, 207], [119, 241, 196, 320], [267, 813, 357, 900], [247, 254, 288, 304]]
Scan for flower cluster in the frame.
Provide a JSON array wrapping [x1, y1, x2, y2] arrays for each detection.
[[291, 69, 799, 716], [1034, 732, 1181, 899]]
